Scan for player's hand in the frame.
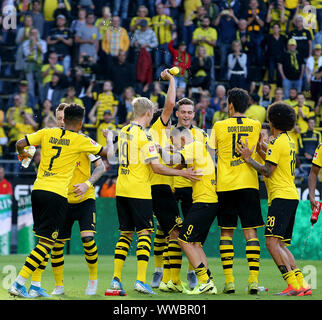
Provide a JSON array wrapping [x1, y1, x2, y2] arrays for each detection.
[[103, 129, 113, 141], [236, 139, 254, 163], [160, 69, 173, 81], [73, 183, 89, 199], [310, 197, 319, 211], [17, 150, 33, 161], [181, 166, 202, 181]]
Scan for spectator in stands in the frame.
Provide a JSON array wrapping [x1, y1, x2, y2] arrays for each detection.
[[14, 111, 38, 141], [38, 98, 55, 128], [227, 40, 248, 89], [299, 117, 321, 163], [15, 14, 33, 73], [95, 6, 111, 39], [284, 87, 298, 106], [306, 44, 322, 105], [144, 81, 166, 108], [245, 93, 266, 123], [60, 86, 84, 106], [213, 100, 228, 123], [43, 0, 71, 37], [293, 0, 317, 39], [189, 45, 212, 90], [192, 6, 207, 28], [315, 96, 322, 127], [312, 28, 322, 49], [183, 0, 202, 55], [0, 112, 8, 160], [28, 0, 45, 38], [211, 85, 226, 112], [288, 15, 312, 60], [112, 0, 129, 25], [22, 27, 47, 99], [203, 0, 220, 22], [47, 14, 73, 74], [242, 0, 265, 68], [41, 52, 64, 86], [278, 38, 305, 98], [168, 36, 191, 89], [6, 95, 34, 129], [89, 80, 119, 124], [219, 0, 240, 17], [96, 110, 117, 147], [117, 86, 136, 125], [236, 19, 250, 54], [214, 8, 239, 81], [101, 15, 130, 71], [78, 0, 95, 11], [265, 23, 287, 85], [131, 19, 158, 55], [259, 83, 272, 109], [266, 0, 289, 36], [7, 80, 37, 111], [75, 12, 101, 63], [70, 7, 87, 35], [272, 86, 284, 103], [152, 3, 176, 78], [192, 15, 217, 93], [110, 50, 136, 97], [0, 166, 13, 195], [195, 94, 214, 130], [40, 73, 66, 108], [130, 5, 152, 32], [294, 92, 315, 133]]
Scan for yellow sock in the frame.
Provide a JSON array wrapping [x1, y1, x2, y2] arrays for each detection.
[[31, 253, 49, 283], [293, 268, 309, 289], [283, 270, 300, 290], [168, 239, 182, 284], [246, 238, 260, 283], [51, 240, 65, 286], [113, 234, 132, 281], [82, 237, 98, 281], [220, 236, 234, 284], [19, 242, 53, 280], [162, 244, 171, 283], [194, 263, 210, 284], [153, 227, 166, 269], [136, 234, 152, 283]]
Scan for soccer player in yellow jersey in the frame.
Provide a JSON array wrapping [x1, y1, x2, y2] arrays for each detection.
[[109, 96, 199, 295], [8, 104, 106, 298], [165, 127, 218, 295], [237, 102, 312, 296], [309, 144, 322, 211], [49, 103, 113, 297], [208, 88, 264, 295]]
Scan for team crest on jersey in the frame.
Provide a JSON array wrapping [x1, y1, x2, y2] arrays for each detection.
[[52, 231, 58, 240], [149, 145, 155, 154], [90, 139, 97, 146], [314, 152, 318, 160], [175, 217, 183, 225], [267, 149, 272, 156]]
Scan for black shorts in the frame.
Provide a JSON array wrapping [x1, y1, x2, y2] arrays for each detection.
[[31, 190, 68, 242], [217, 188, 264, 229], [151, 184, 182, 235], [178, 202, 218, 244], [174, 187, 193, 218], [116, 196, 154, 233], [58, 198, 97, 240], [265, 198, 299, 246]]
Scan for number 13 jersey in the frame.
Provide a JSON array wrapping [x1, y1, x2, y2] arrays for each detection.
[[26, 128, 103, 198], [209, 117, 261, 192]]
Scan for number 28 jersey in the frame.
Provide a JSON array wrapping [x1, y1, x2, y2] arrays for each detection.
[[209, 117, 261, 192], [26, 128, 103, 198], [265, 132, 299, 204]]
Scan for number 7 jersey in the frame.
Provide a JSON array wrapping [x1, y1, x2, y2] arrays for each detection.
[[209, 117, 261, 192], [26, 128, 103, 198]]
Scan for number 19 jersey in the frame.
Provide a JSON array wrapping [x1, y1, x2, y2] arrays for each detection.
[[209, 117, 261, 192], [26, 128, 103, 198]]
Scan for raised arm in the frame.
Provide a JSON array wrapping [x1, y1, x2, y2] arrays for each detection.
[[160, 69, 176, 125]]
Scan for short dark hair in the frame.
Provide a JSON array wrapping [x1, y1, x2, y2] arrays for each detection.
[[64, 103, 85, 124], [176, 98, 195, 111], [261, 122, 271, 135], [150, 110, 163, 127], [227, 88, 249, 113], [267, 102, 296, 131]]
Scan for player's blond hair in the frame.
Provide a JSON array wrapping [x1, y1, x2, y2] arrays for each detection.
[[133, 97, 154, 118]]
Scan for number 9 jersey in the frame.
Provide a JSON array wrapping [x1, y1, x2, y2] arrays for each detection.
[[25, 128, 103, 198], [208, 117, 261, 192]]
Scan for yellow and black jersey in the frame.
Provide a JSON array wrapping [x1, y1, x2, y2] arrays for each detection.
[[149, 117, 173, 187], [312, 143, 322, 167], [26, 128, 103, 198], [179, 140, 217, 203], [209, 117, 261, 192], [116, 122, 159, 199], [68, 152, 100, 204], [173, 125, 208, 189], [265, 132, 299, 204]]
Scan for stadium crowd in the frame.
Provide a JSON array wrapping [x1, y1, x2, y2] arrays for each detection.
[[0, 0, 321, 184]]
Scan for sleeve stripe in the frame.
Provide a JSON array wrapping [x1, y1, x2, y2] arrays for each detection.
[[145, 156, 159, 163], [265, 160, 277, 166], [96, 146, 103, 156], [312, 162, 322, 169], [25, 135, 30, 146], [91, 157, 101, 164]]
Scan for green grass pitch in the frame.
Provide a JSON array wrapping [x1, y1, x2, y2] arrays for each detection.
[[0, 255, 321, 300]]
